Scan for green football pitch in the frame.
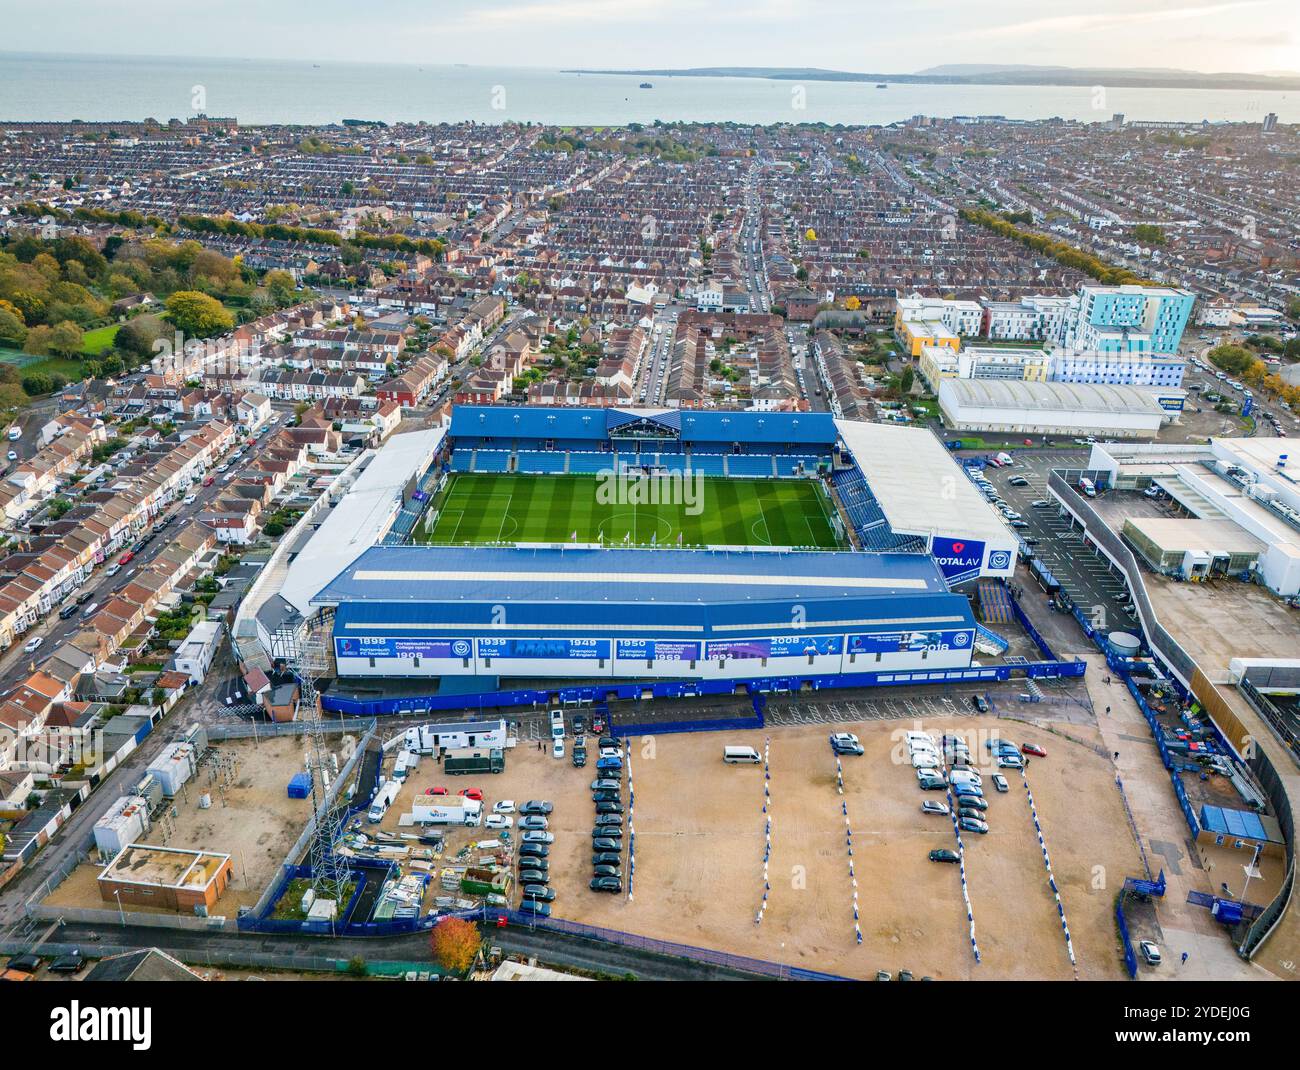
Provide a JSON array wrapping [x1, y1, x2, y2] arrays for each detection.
[[415, 473, 846, 550]]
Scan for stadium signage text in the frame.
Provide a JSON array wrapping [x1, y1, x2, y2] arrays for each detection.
[[848, 629, 973, 653], [477, 637, 611, 660]]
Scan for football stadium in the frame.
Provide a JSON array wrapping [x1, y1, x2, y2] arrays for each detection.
[[240, 405, 1049, 715]]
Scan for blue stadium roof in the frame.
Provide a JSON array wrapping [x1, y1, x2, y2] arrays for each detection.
[[450, 405, 838, 446], [316, 546, 973, 639]]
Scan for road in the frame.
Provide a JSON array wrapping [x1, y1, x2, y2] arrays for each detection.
[[3, 917, 765, 981]]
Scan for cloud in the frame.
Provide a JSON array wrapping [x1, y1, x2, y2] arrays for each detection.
[[965, 0, 1268, 41]]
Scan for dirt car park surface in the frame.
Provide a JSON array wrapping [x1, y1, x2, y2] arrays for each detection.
[[436, 719, 1140, 980], [43, 736, 322, 916]]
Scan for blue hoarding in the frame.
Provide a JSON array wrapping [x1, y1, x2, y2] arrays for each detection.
[[704, 635, 843, 660], [615, 639, 701, 662], [848, 629, 973, 654], [477, 638, 610, 660], [336, 636, 472, 659], [931, 536, 985, 584]]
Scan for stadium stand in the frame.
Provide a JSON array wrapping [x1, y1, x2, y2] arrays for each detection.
[[474, 449, 512, 473], [978, 581, 1015, 624], [727, 454, 779, 478]]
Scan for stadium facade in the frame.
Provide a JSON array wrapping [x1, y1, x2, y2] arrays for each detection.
[[253, 405, 1022, 702]]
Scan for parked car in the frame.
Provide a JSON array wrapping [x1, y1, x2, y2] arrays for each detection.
[[104, 563, 121, 578], [518, 815, 549, 831], [829, 732, 864, 755], [918, 775, 948, 791], [118, 550, 135, 565], [521, 831, 554, 845], [590, 876, 623, 893], [955, 793, 988, 811], [591, 837, 621, 852], [595, 801, 624, 814], [426, 786, 449, 796], [518, 843, 548, 859], [521, 884, 555, 902], [958, 806, 986, 822], [459, 788, 483, 800], [915, 767, 943, 782], [22, 636, 42, 654], [492, 800, 516, 814], [1139, 940, 1162, 966], [592, 864, 622, 879], [552, 738, 565, 760], [595, 755, 621, 771], [594, 813, 623, 828], [971, 694, 990, 713], [591, 826, 623, 840], [517, 869, 548, 885], [959, 816, 989, 835], [592, 790, 621, 803], [48, 951, 85, 973], [183, 494, 197, 505], [1021, 742, 1047, 757], [921, 801, 950, 816], [572, 746, 587, 768], [929, 849, 960, 863], [58, 603, 78, 620], [572, 714, 586, 735], [592, 852, 622, 866], [520, 800, 553, 815], [484, 814, 512, 830], [590, 779, 619, 792], [519, 899, 551, 917], [997, 754, 1025, 769]]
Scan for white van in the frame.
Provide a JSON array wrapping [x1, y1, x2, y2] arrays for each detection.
[[904, 731, 935, 745], [723, 745, 762, 764]]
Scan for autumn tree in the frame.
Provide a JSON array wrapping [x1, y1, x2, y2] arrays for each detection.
[[430, 916, 481, 974]]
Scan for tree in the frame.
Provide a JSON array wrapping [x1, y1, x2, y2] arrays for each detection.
[[164, 290, 234, 338], [844, 296, 861, 311], [805, 228, 817, 242], [1207, 343, 1259, 378], [430, 917, 481, 974], [116, 314, 170, 358], [0, 306, 27, 347], [47, 320, 84, 357], [899, 366, 915, 395]]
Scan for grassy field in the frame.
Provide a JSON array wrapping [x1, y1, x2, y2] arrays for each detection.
[[416, 473, 844, 549], [79, 324, 120, 355]]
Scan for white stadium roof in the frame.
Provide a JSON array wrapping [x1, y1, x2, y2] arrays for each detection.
[[834, 420, 1010, 546], [281, 427, 445, 613]]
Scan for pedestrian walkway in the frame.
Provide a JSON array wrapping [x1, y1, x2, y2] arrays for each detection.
[[1082, 653, 1273, 981]]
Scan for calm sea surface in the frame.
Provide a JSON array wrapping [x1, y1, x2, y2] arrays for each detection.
[[1, 52, 1295, 126]]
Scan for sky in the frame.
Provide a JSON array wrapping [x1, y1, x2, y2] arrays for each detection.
[[3, 0, 1297, 74]]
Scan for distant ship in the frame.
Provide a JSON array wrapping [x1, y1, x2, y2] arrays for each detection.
[[639, 82, 654, 89], [876, 83, 888, 89]]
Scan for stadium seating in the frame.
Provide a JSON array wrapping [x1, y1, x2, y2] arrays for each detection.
[[687, 455, 726, 476], [451, 450, 474, 472], [517, 451, 567, 475], [727, 454, 777, 478], [474, 450, 512, 473], [832, 469, 926, 553], [569, 452, 613, 474]]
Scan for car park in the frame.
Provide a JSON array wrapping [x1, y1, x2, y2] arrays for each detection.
[[520, 800, 553, 815], [992, 774, 1010, 793], [929, 849, 960, 863], [921, 801, 950, 816]]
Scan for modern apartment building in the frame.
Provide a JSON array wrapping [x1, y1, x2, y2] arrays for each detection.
[[1065, 284, 1194, 355]]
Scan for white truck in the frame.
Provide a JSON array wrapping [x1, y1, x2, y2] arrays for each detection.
[[367, 779, 401, 823], [410, 798, 483, 827]]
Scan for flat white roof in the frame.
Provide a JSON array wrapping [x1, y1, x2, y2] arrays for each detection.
[[282, 428, 444, 612], [940, 379, 1174, 415], [834, 420, 1010, 545]]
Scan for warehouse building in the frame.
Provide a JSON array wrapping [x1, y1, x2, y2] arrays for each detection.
[[1122, 517, 1264, 580], [938, 379, 1179, 439]]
